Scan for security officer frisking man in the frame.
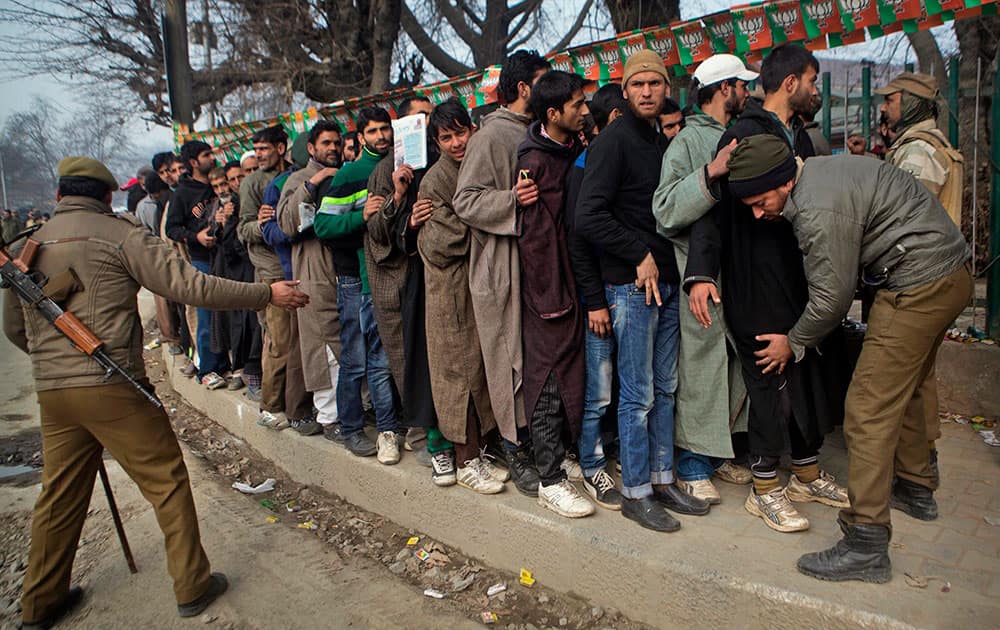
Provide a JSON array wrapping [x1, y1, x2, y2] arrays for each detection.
[[2, 157, 310, 628]]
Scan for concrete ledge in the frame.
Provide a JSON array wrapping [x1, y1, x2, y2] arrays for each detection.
[[936, 341, 1000, 417], [163, 349, 998, 629]]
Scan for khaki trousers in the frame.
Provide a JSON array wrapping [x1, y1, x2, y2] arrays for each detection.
[[261, 304, 312, 418], [840, 264, 972, 528], [153, 294, 180, 345], [21, 384, 212, 622]]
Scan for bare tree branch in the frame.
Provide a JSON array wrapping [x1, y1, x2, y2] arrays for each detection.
[[401, 2, 474, 76], [546, 0, 597, 54]]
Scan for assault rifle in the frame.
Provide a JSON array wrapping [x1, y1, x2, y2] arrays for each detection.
[[0, 225, 142, 574]]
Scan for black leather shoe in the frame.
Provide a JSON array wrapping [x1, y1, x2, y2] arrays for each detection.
[[504, 448, 540, 497], [622, 496, 680, 532], [344, 431, 377, 457], [652, 483, 711, 515], [20, 586, 84, 629], [178, 573, 229, 618], [797, 520, 892, 583], [890, 477, 938, 521]]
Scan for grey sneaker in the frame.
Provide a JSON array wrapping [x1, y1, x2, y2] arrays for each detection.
[[290, 417, 323, 436], [787, 471, 849, 508], [430, 450, 457, 486], [745, 488, 809, 533], [583, 469, 623, 511]]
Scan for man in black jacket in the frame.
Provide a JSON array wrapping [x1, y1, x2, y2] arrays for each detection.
[[166, 140, 231, 387], [576, 50, 710, 533], [685, 44, 851, 534]]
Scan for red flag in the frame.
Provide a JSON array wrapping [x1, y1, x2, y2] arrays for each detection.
[[731, 4, 775, 52], [671, 21, 714, 66], [836, 0, 881, 31], [644, 27, 682, 69]]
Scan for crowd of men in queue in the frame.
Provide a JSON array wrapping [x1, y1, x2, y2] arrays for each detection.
[[76, 43, 965, 591]]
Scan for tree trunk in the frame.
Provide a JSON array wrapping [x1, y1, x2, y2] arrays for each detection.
[[369, 0, 402, 92], [604, 0, 679, 33], [955, 15, 999, 269]]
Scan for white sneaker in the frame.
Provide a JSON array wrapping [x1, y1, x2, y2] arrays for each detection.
[[376, 431, 400, 465], [458, 458, 505, 494], [479, 449, 510, 482], [430, 450, 457, 487], [201, 371, 226, 390], [678, 479, 722, 505], [560, 456, 584, 481], [538, 479, 595, 518], [257, 411, 289, 430]]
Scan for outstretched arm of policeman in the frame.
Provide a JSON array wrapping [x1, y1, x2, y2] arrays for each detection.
[[118, 226, 309, 311]]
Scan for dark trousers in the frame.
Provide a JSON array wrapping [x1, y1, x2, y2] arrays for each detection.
[[529, 372, 568, 486]]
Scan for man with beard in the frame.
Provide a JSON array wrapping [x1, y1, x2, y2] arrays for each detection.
[[685, 44, 851, 533], [277, 120, 346, 440], [150, 151, 188, 359], [800, 94, 831, 156], [314, 107, 402, 463], [453, 49, 551, 496], [576, 50, 710, 533], [652, 54, 757, 505], [166, 141, 231, 389], [363, 95, 444, 471], [516, 70, 594, 518]]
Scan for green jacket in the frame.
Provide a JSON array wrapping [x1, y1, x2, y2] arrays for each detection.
[[314, 145, 382, 294], [783, 156, 969, 360], [651, 111, 747, 457], [2, 214, 22, 244]]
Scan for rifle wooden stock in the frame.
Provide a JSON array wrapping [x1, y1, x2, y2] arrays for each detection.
[[53, 312, 103, 355]]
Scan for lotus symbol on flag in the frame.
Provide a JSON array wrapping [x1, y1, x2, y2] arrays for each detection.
[[842, 0, 871, 13], [599, 48, 621, 67], [554, 60, 572, 72], [456, 82, 473, 97], [621, 43, 645, 58], [804, 0, 835, 21], [772, 8, 801, 30], [677, 30, 704, 50], [737, 16, 765, 42], [709, 20, 734, 39], [649, 37, 674, 57], [575, 52, 596, 68]]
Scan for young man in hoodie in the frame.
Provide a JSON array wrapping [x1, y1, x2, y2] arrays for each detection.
[[165, 140, 231, 389], [685, 44, 851, 533], [453, 49, 551, 496], [576, 50, 711, 533], [515, 70, 594, 518], [652, 54, 756, 505]]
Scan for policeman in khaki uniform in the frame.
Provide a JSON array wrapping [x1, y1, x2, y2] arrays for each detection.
[[876, 71, 964, 487], [2, 157, 309, 628]]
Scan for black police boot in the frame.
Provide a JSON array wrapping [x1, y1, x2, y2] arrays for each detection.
[[21, 586, 84, 629], [891, 477, 938, 521], [797, 520, 892, 584], [504, 448, 540, 497]]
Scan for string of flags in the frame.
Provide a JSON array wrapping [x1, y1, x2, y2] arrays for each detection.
[[175, 0, 997, 161]]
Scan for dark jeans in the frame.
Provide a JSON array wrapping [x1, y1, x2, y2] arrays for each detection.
[[336, 276, 398, 436], [579, 324, 614, 477], [191, 259, 230, 379]]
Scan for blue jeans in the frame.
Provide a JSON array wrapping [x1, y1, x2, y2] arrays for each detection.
[[606, 281, 680, 499], [676, 449, 723, 481], [336, 276, 398, 436], [191, 259, 230, 379], [578, 324, 614, 478]]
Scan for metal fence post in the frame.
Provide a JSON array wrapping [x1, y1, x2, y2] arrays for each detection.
[[822, 71, 831, 141], [988, 63, 1000, 337], [948, 57, 960, 148], [862, 65, 872, 147]]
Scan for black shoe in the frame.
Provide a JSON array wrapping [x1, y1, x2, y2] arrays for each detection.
[[20, 586, 84, 629], [583, 469, 623, 511], [504, 448, 540, 497], [290, 418, 323, 436], [797, 520, 892, 583], [890, 477, 938, 521], [324, 423, 345, 444], [344, 431, 377, 457], [652, 483, 711, 515], [178, 573, 229, 618], [622, 496, 680, 532]]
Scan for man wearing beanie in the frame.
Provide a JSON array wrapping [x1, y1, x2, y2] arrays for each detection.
[[684, 44, 851, 534], [652, 53, 757, 506], [727, 135, 971, 583], [576, 48, 711, 533]]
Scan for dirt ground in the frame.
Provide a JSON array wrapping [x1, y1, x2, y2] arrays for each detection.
[[0, 325, 647, 630]]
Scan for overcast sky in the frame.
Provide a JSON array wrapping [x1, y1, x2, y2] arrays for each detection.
[[0, 0, 957, 152]]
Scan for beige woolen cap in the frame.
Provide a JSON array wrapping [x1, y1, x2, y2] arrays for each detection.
[[622, 49, 671, 86]]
